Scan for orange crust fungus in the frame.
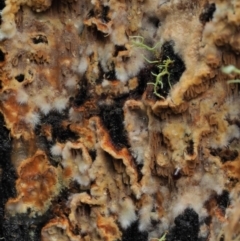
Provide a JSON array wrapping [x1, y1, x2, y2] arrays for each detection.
[[6, 150, 59, 216], [1, 0, 240, 241]]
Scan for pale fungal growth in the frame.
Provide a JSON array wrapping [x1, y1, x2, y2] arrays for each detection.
[[16, 88, 29, 105], [65, 76, 78, 89], [118, 197, 137, 229], [41, 217, 81, 241], [124, 100, 148, 164], [62, 142, 92, 186], [52, 97, 68, 112], [23, 111, 40, 128], [77, 57, 89, 75], [138, 195, 154, 231], [34, 95, 52, 115], [50, 143, 63, 156], [2, 0, 240, 240]]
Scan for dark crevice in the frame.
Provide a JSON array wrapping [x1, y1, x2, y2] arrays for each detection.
[[101, 6, 110, 23], [148, 16, 160, 28], [32, 35, 48, 44], [50, 185, 79, 218], [121, 221, 148, 241], [136, 164, 144, 182], [15, 74, 25, 83], [172, 168, 182, 181], [105, 64, 116, 80], [210, 147, 238, 163], [99, 102, 129, 149], [114, 45, 127, 57], [0, 113, 17, 239], [89, 150, 97, 161], [216, 190, 230, 213], [159, 41, 185, 98], [87, 9, 94, 18], [86, 5, 110, 23], [96, 61, 116, 84], [199, 3, 216, 24], [166, 208, 199, 241], [133, 65, 154, 99], [0, 49, 5, 62], [226, 117, 240, 128], [0, 0, 5, 11], [35, 111, 79, 144], [186, 140, 194, 155], [3, 212, 51, 241], [95, 63, 104, 84], [87, 26, 109, 42], [73, 76, 89, 106]]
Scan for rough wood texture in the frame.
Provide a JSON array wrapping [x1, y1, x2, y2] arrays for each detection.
[[0, 0, 239, 240]]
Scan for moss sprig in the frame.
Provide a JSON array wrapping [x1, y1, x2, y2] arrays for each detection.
[[221, 65, 240, 84], [147, 57, 174, 99], [130, 36, 161, 52], [130, 36, 174, 99], [151, 232, 167, 241]]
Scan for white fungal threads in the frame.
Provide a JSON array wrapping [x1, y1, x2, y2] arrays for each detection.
[[53, 97, 68, 112], [24, 111, 40, 128], [118, 197, 137, 229], [50, 144, 63, 156], [16, 89, 29, 105]]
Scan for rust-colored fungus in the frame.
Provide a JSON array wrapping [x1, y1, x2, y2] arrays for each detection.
[[1, 0, 240, 241]]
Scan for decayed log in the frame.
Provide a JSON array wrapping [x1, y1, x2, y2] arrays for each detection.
[[0, 0, 240, 240]]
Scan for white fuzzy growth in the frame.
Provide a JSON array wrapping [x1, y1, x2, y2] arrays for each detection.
[[98, 43, 114, 72], [53, 97, 68, 112], [75, 154, 89, 174], [172, 197, 193, 219], [138, 199, 153, 231], [141, 177, 158, 195], [110, 27, 127, 46], [202, 22, 215, 39], [62, 143, 71, 160], [0, 21, 16, 41], [210, 124, 240, 149], [40, 102, 51, 115], [101, 79, 110, 88], [50, 144, 62, 156], [115, 65, 129, 83], [65, 77, 77, 89], [74, 174, 90, 186], [200, 173, 224, 195], [131, 146, 144, 164], [34, 96, 52, 115], [125, 50, 145, 78], [24, 111, 40, 128], [16, 89, 29, 105], [118, 198, 137, 229], [78, 57, 88, 75], [213, 2, 228, 22], [109, 201, 118, 214]]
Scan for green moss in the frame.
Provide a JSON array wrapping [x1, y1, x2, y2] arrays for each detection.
[[130, 36, 174, 99]]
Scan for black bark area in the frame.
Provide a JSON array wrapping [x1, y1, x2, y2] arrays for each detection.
[[166, 208, 200, 241], [121, 221, 148, 241]]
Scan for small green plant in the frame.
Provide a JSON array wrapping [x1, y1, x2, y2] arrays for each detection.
[[147, 57, 174, 99], [221, 65, 240, 84], [130, 36, 174, 99], [130, 36, 161, 52], [151, 232, 167, 241]]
